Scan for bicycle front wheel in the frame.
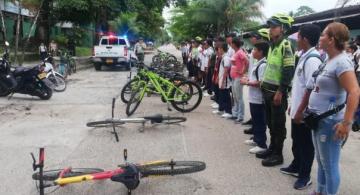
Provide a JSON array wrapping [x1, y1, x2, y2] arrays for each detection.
[[32, 168, 104, 181], [170, 81, 202, 113], [121, 78, 139, 104], [138, 161, 206, 177], [49, 74, 66, 92], [126, 82, 146, 116], [86, 119, 125, 128]]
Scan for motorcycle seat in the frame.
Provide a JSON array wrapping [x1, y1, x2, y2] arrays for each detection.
[[13, 67, 32, 76]]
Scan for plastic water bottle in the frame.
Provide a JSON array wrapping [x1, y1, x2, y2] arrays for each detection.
[[328, 96, 336, 120]]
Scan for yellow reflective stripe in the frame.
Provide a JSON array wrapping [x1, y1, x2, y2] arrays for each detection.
[[141, 160, 167, 166], [55, 175, 94, 185]]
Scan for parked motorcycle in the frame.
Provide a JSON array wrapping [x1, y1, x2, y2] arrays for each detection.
[[0, 42, 53, 100], [43, 55, 66, 92]]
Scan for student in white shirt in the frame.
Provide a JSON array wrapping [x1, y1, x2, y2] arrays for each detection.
[[241, 42, 269, 154], [280, 24, 323, 190]]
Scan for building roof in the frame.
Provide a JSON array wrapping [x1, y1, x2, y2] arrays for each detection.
[[242, 4, 360, 38]]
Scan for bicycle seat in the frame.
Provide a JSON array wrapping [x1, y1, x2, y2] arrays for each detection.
[[144, 114, 163, 123], [111, 164, 140, 190]]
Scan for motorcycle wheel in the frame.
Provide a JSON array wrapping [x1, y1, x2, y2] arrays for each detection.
[[38, 85, 53, 100], [0, 82, 11, 97]]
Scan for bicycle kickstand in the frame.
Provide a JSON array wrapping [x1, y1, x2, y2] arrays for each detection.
[[140, 121, 145, 132], [167, 102, 172, 112], [124, 149, 128, 165]]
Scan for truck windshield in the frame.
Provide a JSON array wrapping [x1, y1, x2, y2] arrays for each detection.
[[100, 38, 127, 46]]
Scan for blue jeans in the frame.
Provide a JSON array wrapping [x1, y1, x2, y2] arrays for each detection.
[[231, 78, 244, 120], [312, 118, 343, 195], [250, 103, 267, 148]]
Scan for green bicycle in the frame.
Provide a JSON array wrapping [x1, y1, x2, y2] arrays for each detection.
[[126, 66, 202, 116], [121, 67, 186, 104]]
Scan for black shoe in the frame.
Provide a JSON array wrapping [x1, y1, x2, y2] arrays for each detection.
[[280, 165, 299, 177], [255, 149, 272, 159], [242, 119, 252, 125], [244, 128, 253, 135], [262, 154, 284, 167], [294, 177, 312, 190]]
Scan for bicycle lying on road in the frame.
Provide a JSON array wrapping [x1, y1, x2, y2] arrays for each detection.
[[125, 65, 202, 116], [87, 98, 186, 142], [31, 148, 206, 195]]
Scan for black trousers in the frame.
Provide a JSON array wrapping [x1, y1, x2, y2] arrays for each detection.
[[250, 103, 267, 148], [219, 88, 232, 113], [262, 90, 288, 155], [213, 84, 220, 104], [290, 121, 315, 179], [206, 67, 214, 94]]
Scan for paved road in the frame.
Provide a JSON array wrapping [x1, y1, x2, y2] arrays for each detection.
[[0, 45, 359, 195]]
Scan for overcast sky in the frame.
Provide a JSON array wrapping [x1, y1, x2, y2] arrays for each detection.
[[263, 0, 346, 18]]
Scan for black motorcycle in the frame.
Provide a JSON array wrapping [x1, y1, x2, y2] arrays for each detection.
[[0, 42, 53, 100]]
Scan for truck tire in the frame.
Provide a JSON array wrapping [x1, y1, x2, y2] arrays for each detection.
[[94, 64, 102, 71]]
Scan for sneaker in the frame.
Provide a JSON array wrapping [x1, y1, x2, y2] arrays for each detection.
[[294, 177, 312, 190], [280, 166, 299, 177], [211, 104, 219, 109], [242, 119, 252, 125], [203, 92, 210, 97], [212, 110, 221, 114], [221, 113, 233, 119], [249, 146, 267, 154], [256, 149, 273, 159], [244, 128, 254, 135], [244, 139, 257, 146], [234, 118, 244, 124], [262, 154, 284, 167]]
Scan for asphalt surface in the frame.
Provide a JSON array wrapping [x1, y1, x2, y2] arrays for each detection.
[[0, 45, 360, 195]]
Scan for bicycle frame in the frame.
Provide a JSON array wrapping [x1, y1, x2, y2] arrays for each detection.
[[31, 148, 169, 195], [138, 70, 188, 102], [54, 168, 124, 186]]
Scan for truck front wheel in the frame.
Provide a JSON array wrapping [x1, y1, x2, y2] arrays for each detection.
[[94, 64, 102, 71]]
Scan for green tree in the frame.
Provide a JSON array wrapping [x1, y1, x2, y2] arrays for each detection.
[[169, 0, 264, 41], [293, 6, 315, 17], [109, 12, 139, 35]]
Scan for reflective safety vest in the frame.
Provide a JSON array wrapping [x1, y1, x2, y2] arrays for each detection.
[[263, 39, 293, 86]]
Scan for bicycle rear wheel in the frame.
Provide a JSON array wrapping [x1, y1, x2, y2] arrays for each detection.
[[143, 114, 186, 124], [32, 168, 104, 181], [170, 81, 202, 113], [159, 116, 187, 124], [138, 161, 206, 177], [86, 119, 125, 128]]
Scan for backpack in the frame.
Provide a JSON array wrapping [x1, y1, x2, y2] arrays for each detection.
[[298, 53, 324, 80], [254, 60, 267, 81]]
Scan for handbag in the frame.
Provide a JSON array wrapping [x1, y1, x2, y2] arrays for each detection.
[[304, 104, 345, 130]]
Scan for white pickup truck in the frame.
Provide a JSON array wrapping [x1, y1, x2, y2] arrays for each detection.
[[92, 36, 136, 70]]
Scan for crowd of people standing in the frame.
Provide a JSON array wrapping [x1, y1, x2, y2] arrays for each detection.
[[180, 13, 360, 195]]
